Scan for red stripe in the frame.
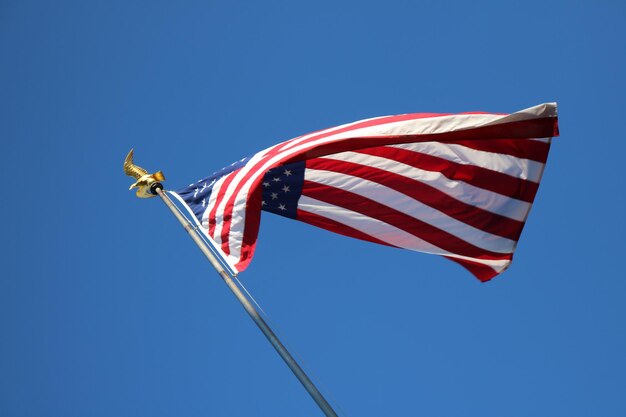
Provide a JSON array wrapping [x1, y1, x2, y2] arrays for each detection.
[[280, 117, 558, 164], [443, 138, 551, 163], [297, 209, 396, 248], [302, 181, 513, 261], [233, 185, 263, 272], [306, 158, 526, 241], [444, 256, 503, 282], [207, 172, 239, 239], [354, 146, 540, 203]]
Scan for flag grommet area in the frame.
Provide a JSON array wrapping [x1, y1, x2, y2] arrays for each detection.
[[172, 103, 559, 282]]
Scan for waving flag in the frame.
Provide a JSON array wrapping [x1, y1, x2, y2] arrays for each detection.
[[171, 103, 559, 281]]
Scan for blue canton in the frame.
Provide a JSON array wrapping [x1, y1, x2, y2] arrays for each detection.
[[261, 161, 305, 220]]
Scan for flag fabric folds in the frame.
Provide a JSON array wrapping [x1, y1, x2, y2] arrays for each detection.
[[172, 103, 559, 281]]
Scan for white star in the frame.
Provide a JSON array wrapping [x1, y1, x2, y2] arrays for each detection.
[[201, 199, 206, 207], [193, 188, 199, 198], [262, 182, 270, 188], [284, 169, 292, 176], [282, 185, 290, 193], [278, 203, 286, 211], [272, 177, 281, 182], [261, 200, 266, 206], [271, 192, 278, 200], [201, 182, 208, 191]]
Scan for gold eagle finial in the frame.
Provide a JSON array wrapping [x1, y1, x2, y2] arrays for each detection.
[[123, 149, 165, 198]]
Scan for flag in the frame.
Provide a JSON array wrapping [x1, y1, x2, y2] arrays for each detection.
[[171, 103, 559, 281]]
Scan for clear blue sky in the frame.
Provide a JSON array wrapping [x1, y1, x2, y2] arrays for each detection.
[[1, 1, 625, 416]]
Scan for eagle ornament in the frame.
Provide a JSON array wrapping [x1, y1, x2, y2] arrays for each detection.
[[123, 149, 165, 198]]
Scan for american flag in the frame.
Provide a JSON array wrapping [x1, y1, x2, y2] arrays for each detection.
[[172, 103, 558, 281]]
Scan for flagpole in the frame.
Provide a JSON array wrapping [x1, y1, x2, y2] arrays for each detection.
[[151, 184, 340, 417]]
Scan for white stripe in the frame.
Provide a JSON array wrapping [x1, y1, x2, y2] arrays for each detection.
[[298, 196, 509, 273], [304, 169, 517, 254], [390, 142, 545, 182], [319, 150, 531, 222], [308, 113, 502, 140], [202, 176, 226, 229], [482, 102, 557, 125], [304, 102, 555, 148], [203, 175, 228, 245]]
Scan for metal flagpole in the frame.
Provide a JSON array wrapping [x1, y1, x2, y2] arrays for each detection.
[[122, 150, 339, 417]]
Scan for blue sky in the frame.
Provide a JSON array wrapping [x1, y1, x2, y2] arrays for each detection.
[[1, 1, 625, 416]]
